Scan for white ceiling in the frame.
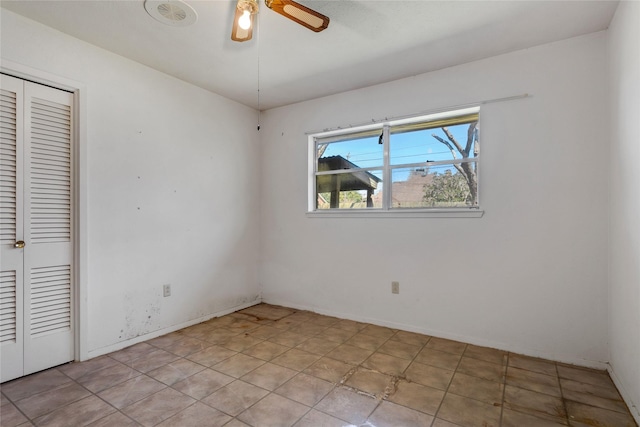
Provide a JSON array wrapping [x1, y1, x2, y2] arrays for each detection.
[[1, 0, 618, 110]]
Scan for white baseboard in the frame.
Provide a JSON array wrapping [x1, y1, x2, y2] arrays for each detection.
[[263, 298, 608, 370], [83, 298, 262, 360], [607, 364, 640, 425]]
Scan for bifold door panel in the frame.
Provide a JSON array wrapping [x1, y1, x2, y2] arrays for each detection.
[[0, 74, 74, 383]]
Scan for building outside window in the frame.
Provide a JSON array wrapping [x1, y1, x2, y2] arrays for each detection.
[[309, 107, 480, 214]]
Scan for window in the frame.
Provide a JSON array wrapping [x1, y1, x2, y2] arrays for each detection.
[[308, 107, 481, 216]]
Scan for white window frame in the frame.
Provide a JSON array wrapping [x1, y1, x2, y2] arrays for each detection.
[[307, 107, 484, 218]]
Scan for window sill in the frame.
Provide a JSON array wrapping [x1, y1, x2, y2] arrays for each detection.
[[306, 209, 484, 219]]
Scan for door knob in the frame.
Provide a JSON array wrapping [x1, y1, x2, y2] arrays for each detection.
[[14, 241, 25, 248]]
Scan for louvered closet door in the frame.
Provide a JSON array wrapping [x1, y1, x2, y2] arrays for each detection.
[[0, 74, 25, 382], [0, 75, 74, 382], [23, 81, 74, 376]]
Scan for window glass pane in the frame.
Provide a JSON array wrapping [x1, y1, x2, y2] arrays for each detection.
[[316, 170, 383, 209], [390, 120, 479, 166], [317, 135, 383, 171], [310, 109, 480, 212], [390, 163, 478, 208]]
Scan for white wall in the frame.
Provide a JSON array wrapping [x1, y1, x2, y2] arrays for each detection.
[[0, 6, 619, 374], [1, 10, 261, 357], [608, 1, 640, 421], [260, 32, 610, 367]]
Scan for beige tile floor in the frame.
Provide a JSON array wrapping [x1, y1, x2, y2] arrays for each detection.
[[1, 304, 637, 427]]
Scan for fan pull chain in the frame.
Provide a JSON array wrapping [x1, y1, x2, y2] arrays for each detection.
[[256, 10, 261, 131]]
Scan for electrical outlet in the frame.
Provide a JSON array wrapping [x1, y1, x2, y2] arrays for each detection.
[[391, 281, 400, 294], [163, 284, 171, 297]]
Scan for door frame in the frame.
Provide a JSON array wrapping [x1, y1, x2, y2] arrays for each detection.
[[1, 60, 88, 362]]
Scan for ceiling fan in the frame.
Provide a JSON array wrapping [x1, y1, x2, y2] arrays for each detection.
[[231, 0, 330, 42]]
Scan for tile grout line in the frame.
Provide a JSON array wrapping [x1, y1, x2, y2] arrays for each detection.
[[89, 317, 273, 426], [271, 368, 324, 427], [1, 389, 32, 424], [557, 361, 571, 425], [355, 328, 402, 423], [0, 325, 498, 426], [66, 366, 125, 424], [11, 366, 115, 424], [428, 339, 466, 427], [381, 331, 439, 423], [43, 373, 124, 425], [93, 375, 176, 426], [262, 311, 357, 426], [298, 322, 407, 425], [222, 310, 332, 426], [344, 329, 440, 424], [6, 305, 635, 427], [498, 352, 510, 427]]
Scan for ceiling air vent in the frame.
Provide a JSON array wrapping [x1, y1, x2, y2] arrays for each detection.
[[144, 0, 198, 27]]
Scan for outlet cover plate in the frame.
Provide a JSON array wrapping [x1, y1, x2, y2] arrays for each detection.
[[392, 281, 399, 294]]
